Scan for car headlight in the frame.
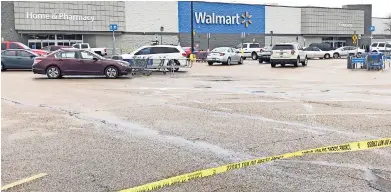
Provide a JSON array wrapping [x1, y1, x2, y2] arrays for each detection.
[[117, 61, 129, 67]]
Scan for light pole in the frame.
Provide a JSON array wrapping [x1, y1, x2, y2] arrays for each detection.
[[160, 26, 164, 45], [270, 31, 273, 46], [207, 33, 210, 52], [190, 1, 194, 54]]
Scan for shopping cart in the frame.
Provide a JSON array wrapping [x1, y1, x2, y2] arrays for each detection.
[[366, 52, 385, 71], [196, 51, 209, 62]]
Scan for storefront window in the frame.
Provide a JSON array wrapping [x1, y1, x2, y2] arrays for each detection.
[[57, 35, 64, 40], [64, 35, 75, 40], [75, 35, 83, 40], [49, 35, 55, 40]]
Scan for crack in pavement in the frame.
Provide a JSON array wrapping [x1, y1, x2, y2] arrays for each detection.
[[277, 160, 391, 192], [164, 104, 380, 139]]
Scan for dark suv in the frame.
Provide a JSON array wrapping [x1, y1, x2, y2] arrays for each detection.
[[308, 43, 336, 51]]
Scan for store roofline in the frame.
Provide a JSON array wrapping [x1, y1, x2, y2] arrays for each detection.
[[17, 30, 124, 35], [194, 1, 365, 11]]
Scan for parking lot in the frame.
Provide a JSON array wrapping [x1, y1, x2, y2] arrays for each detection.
[[1, 59, 391, 191]]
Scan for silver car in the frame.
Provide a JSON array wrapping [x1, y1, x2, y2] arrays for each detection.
[[207, 47, 243, 66]]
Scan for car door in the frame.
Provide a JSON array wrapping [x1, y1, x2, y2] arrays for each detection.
[[304, 47, 315, 58], [2, 50, 20, 68], [339, 47, 348, 56], [79, 51, 102, 74], [133, 47, 155, 67], [312, 47, 323, 57], [17, 50, 36, 69], [56, 51, 82, 75], [151, 47, 170, 66], [233, 48, 241, 62]]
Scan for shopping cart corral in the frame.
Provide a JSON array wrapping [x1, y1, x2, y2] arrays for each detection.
[[113, 55, 193, 75], [347, 52, 389, 71]]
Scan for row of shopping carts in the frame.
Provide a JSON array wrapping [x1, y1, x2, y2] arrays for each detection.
[[347, 52, 391, 71], [111, 55, 194, 75]]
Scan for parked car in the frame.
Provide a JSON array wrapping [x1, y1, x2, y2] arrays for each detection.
[[1, 49, 39, 71], [332, 46, 365, 58], [72, 43, 107, 56], [308, 43, 336, 51], [206, 47, 243, 65], [303, 46, 334, 59], [258, 46, 272, 63], [32, 48, 132, 79], [370, 42, 391, 52], [270, 43, 308, 67], [42, 45, 72, 52], [120, 45, 187, 72], [1, 41, 48, 56], [235, 43, 262, 60]]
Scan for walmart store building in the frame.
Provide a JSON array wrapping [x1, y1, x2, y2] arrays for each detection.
[[2, 1, 390, 53]]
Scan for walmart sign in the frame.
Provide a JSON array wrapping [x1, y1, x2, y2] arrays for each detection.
[[178, 2, 265, 34]]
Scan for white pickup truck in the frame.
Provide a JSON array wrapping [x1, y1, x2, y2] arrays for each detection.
[[235, 43, 263, 60], [72, 43, 107, 56]]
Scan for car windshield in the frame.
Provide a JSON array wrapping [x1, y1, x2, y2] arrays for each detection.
[[272, 45, 294, 50], [211, 47, 227, 52]]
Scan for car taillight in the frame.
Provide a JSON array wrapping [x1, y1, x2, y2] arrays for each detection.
[[33, 59, 42, 65], [182, 53, 187, 57], [104, 48, 107, 52], [260, 48, 263, 52], [291, 50, 295, 55], [220, 53, 225, 56]]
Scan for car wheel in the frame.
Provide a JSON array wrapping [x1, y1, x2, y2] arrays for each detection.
[[294, 57, 299, 67], [242, 57, 246, 60], [301, 57, 308, 66], [1, 63, 5, 71], [46, 66, 61, 79], [281, 64, 285, 67], [208, 61, 214, 66], [105, 66, 119, 79], [238, 57, 243, 64], [333, 53, 339, 59], [357, 52, 362, 57], [324, 54, 330, 59], [227, 57, 231, 65], [259, 59, 263, 64], [271, 62, 276, 68], [251, 52, 258, 60]]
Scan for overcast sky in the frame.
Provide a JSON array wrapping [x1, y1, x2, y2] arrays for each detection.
[[199, 0, 390, 18]]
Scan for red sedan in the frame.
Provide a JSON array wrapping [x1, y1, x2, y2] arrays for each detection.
[[1, 41, 48, 56], [32, 48, 132, 79]]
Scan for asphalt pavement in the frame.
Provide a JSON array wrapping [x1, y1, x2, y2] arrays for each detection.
[[1, 59, 391, 192]]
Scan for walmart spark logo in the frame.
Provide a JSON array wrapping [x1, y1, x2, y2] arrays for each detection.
[[241, 11, 252, 28]]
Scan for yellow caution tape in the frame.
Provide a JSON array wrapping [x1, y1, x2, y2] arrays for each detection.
[[119, 138, 391, 192]]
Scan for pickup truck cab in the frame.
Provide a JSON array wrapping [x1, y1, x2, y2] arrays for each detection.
[[72, 43, 107, 56], [235, 43, 262, 60], [270, 43, 308, 67]]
